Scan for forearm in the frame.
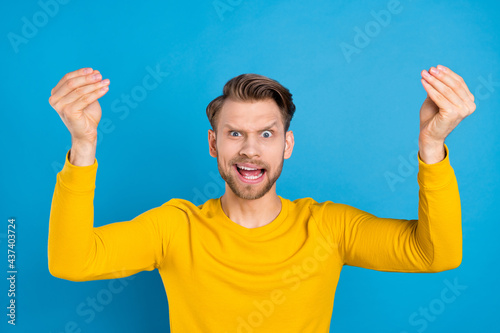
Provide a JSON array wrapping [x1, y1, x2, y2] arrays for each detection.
[[48, 149, 98, 281], [340, 144, 462, 272], [414, 144, 462, 271], [48, 150, 167, 281]]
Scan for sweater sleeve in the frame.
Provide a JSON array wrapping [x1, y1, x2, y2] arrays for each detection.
[[47, 149, 174, 282], [325, 143, 462, 272]]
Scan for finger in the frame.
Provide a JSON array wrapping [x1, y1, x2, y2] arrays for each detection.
[[65, 85, 110, 113], [55, 78, 110, 108], [421, 69, 465, 109], [429, 66, 475, 110], [436, 65, 475, 102], [421, 77, 453, 111], [50, 70, 102, 105], [50, 68, 100, 101], [51, 67, 94, 95]]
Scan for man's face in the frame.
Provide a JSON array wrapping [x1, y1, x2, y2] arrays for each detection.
[[208, 98, 294, 200]]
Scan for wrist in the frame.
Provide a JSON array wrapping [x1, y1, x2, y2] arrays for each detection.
[[418, 140, 446, 165], [69, 140, 96, 167]]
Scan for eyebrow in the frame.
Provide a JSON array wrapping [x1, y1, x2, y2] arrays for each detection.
[[222, 121, 279, 132]]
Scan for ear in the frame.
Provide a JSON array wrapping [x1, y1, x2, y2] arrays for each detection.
[[284, 130, 294, 159], [208, 129, 217, 158]]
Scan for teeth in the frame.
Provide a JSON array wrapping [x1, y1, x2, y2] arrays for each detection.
[[237, 165, 259, 171], [242, 170, 264, 180]]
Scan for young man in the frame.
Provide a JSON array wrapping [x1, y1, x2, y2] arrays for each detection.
[[48, 66, 475, 332]]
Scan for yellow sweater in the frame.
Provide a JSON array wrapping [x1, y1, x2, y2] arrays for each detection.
[[48, 144, 461, 333]]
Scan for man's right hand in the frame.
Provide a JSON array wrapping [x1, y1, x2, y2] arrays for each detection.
[[49, 67, 110, 166]]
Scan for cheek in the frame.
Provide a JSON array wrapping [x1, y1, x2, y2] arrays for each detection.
[[218, 152, 237, 168]]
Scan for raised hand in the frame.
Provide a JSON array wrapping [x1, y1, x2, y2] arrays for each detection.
[[418, 65, 476, 164], [49, 67, 110, 145]]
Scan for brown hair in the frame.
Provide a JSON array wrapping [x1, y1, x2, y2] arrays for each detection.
[[206, 73, 295, 134]]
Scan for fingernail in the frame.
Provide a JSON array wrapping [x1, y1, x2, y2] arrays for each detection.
[[422, 70, 431, 78], [437, 65, 446, 72], [430, 67, 440, 75], [93, 74, 102, 80], [101, 79, 110, 85], [100, 86, 109, 92], [84, 68, 92, 74]]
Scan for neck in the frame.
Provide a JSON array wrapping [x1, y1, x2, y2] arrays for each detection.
[[220, 188, 282, 229]]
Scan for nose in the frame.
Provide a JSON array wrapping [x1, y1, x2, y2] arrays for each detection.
[[239, 135, 261, 159]]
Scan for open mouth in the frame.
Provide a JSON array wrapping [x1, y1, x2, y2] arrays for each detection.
[[234, 164, 266, 182]]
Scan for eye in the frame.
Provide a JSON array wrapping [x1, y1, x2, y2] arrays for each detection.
[[229, 131, 240, 137], [262, 130, 273, 138]]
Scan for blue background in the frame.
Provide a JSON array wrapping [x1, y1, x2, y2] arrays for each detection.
[[2, 0, 499, 332]]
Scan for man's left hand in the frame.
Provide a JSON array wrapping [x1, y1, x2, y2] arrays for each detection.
[[418, 65, 476, 164]]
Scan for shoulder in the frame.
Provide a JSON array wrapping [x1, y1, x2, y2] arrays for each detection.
[[287, 197, 364, 229], [159, 197, 217, 218], [287, 196, 345, 216]]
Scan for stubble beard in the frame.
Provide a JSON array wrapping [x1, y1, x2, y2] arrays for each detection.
[[217, 156, 284, 200]]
